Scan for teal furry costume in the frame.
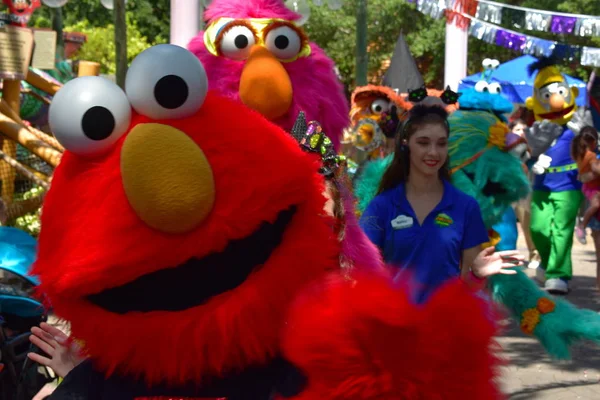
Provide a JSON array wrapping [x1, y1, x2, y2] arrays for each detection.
[[354, 86, 600, 360]]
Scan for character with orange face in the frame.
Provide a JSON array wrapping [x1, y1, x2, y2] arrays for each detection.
[[33, 44, 502, 400]]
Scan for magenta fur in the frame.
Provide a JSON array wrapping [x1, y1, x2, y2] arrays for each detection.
[[340, 188, 384, 271], [188, 15, 349, 147], [205, 0, 301, 22]]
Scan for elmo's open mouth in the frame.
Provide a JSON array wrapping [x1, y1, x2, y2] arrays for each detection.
[[463, 171, 507, 197], [87, 207, 297, 314]]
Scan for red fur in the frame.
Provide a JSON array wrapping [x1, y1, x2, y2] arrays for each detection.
[[34, 92, 340, 384], [283, 271, 504, 399]]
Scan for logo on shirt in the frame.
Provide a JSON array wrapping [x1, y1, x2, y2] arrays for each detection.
[[434, 213, 453, 227], [391, 215, 414, 229]]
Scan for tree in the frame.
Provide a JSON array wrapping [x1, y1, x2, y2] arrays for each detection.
[[304, 0, 598, 92], [64, 17, 153, 75], [29, 0, 170, 44], [114, 0, 128, 88], [304, 0, 447, 89]]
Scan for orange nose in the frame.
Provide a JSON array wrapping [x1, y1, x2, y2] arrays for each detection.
[[549, 93, 565, 111], [239, 46, 293, 120]]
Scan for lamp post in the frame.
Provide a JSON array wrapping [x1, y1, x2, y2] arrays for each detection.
[[41, 1, 68, 61], [355, 0, 367, 86], [113, 0, 127, 88]]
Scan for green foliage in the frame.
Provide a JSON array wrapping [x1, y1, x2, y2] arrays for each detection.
[[305, 0, 598, 91], [12, 186, 45, 238], [64, 17, 153, 74], [304, 0, 446, 89], [30, 0, 170, 44], [24, 0, 600, 95]]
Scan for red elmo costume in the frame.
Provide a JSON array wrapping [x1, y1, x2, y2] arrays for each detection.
[[33, 45, 502, 400]]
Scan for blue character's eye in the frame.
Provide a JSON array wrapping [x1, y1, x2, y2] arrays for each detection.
[[488, 83, 502, 94], [474, 81, 488, 93]]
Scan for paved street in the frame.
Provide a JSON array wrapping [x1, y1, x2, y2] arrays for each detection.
[[499, 226, 600, 399]]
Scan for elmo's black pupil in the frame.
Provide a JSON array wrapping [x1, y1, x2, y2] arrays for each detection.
[[275, 35, 289, 49], [81, 106, 115, 141], [235, 35, 248, 49], [154, 75, 188, 109]]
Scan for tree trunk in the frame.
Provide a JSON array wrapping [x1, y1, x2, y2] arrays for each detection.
[[114, 0, 128, 89], [51, 7, 65, 62], [355, 0, 368, 86]]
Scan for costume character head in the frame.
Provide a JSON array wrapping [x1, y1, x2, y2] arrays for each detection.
[[525, 57, 579, 126], [458, 58, 513, 121], [348, 85, 407, 157], [188, 0, 349, 148], [33, 44, 342, 384]]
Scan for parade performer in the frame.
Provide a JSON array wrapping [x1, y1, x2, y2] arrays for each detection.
[[526, 57, 584, 294], [187, 0, 381, 271], [33, 44, 501, 400], [188, 0, 348, 148]]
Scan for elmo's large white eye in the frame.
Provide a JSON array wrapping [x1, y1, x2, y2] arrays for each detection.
[[49, 76, 131, 156], [219, 24, 256, 60], [125, 44, 208, 120], [370, 99, 390, 114], [474, 81, 489, 93], [488, 82, 502, 94], [264, 25, 303, 60]]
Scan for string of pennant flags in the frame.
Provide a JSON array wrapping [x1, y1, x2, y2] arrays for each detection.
[[410, 0, 600, 67], [475, 0, 600, 38]]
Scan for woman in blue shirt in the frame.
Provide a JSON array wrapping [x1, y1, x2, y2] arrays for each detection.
[[360, 105, 523, 303]]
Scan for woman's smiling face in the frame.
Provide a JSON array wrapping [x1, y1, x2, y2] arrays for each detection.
[[408, 123, 448, 177]]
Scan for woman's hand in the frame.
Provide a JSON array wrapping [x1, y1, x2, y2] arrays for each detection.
[[28, 322, 85, 378], [472, 247, 524, 279]]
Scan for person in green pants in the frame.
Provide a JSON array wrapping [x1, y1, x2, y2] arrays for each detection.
[[526, 57, 586, 295], [530, 188, 582, 294]]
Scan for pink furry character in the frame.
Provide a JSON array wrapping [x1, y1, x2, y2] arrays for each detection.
[[189, 0, 380, 271], [188, 0, 349, 149]]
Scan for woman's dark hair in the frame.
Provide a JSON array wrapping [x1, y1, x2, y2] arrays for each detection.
[[377, 105, 451, 194], [571, 127, 598, 162]]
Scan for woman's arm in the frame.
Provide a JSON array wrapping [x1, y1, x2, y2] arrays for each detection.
[[461, 245, 481, 279]]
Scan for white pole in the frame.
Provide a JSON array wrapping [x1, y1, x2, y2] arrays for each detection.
[[444, 10, 469, 90], [444, 22, 468, 91], [170, 0, 200, 48]]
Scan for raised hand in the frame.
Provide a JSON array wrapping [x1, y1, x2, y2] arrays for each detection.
[[525, 120, 563, 158], [28, 322, 85, 378], [472, 247, 524, 279]]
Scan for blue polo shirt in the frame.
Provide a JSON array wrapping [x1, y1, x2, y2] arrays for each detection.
[[359, 180, 489, 303], [533, 128, 581, 192]]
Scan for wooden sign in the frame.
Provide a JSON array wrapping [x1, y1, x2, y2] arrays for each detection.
[[31, 29, 56, 69], [0, 25, 33, 79]]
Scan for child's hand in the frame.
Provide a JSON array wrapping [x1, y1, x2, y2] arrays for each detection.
[[580, 171, 594, 183], [28, 322, 85, 378]]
